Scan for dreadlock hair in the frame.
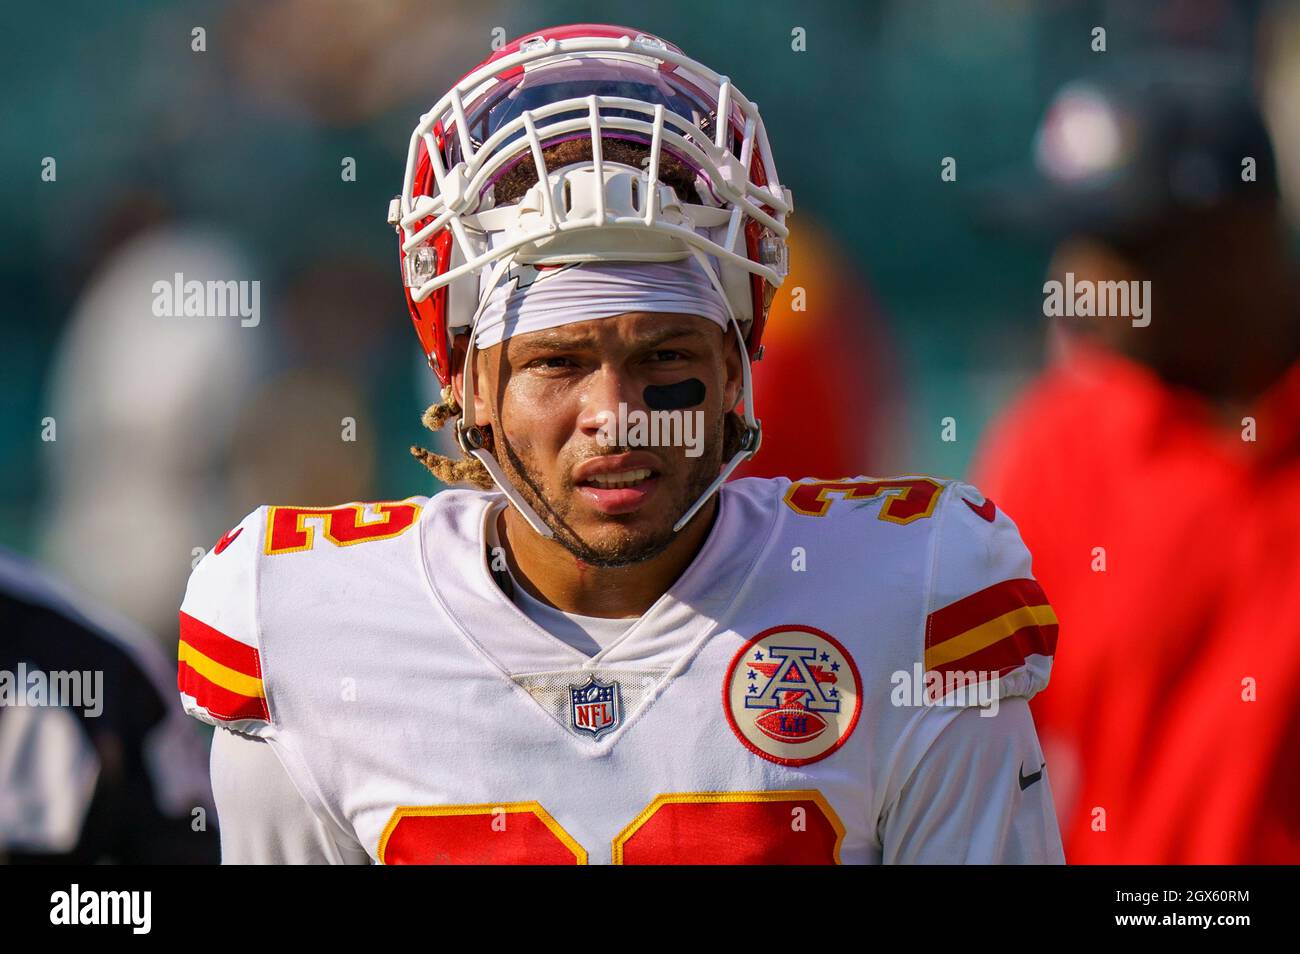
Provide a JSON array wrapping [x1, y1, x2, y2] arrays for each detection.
[[410, 386, 496, 489]]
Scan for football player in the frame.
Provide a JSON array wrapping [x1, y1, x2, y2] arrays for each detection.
[[179, 24, 1064, 864]]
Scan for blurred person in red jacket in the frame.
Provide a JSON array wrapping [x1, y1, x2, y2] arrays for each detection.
[[733, 222, 900, 482], [973, 61, 1300, 863]]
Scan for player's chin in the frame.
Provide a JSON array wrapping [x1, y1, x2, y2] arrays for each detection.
[[568, 511, 678, 568]]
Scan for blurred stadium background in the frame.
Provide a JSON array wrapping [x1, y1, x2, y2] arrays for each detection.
[[2, 0, 1299, 862]]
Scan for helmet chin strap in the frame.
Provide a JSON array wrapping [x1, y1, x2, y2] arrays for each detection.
[[456, 253, 557, 539], [670, 248, 762, 532], [454, 249, 762, 543]]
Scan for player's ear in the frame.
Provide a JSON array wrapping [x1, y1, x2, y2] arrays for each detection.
[[450, 333, 469, 404], [722, 327, 745, 411], [449, 333, 491, 420]]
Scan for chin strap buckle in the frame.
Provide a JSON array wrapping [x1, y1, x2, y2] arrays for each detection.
[[456, 420, 488, 454]]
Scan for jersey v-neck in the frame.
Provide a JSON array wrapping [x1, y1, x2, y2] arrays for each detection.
[[420, 484, 781, 677], [484, 515, 635, 657]]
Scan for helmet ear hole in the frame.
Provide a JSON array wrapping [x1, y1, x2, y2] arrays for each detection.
[[630, 178, 641, 212], [562, 178, 573, 212]]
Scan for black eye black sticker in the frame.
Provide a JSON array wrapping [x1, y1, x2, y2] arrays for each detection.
[[644, 378, 706, 411]]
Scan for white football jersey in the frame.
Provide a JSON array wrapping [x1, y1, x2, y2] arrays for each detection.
[[179, 475, 1063, 864]]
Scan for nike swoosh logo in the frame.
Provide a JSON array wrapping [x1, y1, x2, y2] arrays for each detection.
[[1019, 761, 1046, 791], [214, 526, 243, 555], [964, 497, 996, 522]]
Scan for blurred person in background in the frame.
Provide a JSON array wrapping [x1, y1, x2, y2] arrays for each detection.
[[226, 256, 394, 509], [1, 548, 216, 863], [972, 60, 1300, 863], [733, 221, 900, 481], [1260, 0, 1300, 234], [39, 222, 264, 640]]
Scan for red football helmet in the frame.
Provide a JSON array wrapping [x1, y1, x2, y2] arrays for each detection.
[[388, 23, 792, 536]]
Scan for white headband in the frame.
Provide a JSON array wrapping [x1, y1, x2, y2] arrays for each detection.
[[473, 256, 731, 350]]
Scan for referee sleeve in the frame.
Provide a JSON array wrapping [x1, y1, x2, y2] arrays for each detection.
[[879, 696, 1065, 864]]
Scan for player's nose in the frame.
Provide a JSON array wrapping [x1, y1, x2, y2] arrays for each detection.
[[576, 363, 644, 439]]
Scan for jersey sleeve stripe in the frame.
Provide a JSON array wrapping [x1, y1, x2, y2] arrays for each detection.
[[179, 611, 261, 675], [924, 578, 1057, 677], [926, 614, 1058, 681], [926, 603, 1058, 669], [177, 611, 269, 723], [178, 660, 270, 722], [925, 578, 1051, 646], [177, 641, 265, 699]]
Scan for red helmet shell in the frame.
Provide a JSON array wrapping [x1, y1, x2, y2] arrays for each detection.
[[397, 24, 783, 387]]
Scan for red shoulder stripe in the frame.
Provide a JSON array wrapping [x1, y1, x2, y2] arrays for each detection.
[[177, 612, 269, 723], [926, 578, 1050, 647], [179, 611, 260, 676], [178, 660, 270, 722], [928, 619, 1058, 683], [924, 578, 1057, 679]]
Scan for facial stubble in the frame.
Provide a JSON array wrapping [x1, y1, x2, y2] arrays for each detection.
[[494, 416, 725, 568]]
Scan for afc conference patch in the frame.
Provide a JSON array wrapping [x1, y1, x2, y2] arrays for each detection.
[[570, 675, 621, 740], [723, 625, 862, 766]]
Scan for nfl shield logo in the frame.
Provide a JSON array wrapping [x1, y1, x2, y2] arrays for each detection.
[[570, 676, 621, 740]]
